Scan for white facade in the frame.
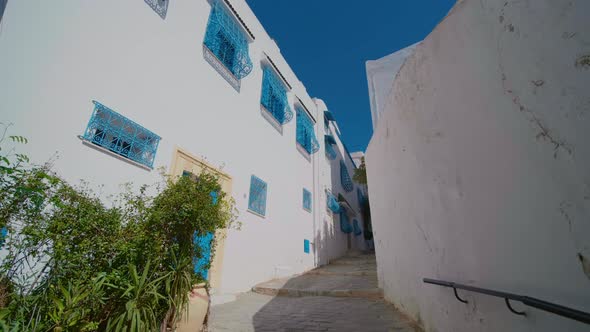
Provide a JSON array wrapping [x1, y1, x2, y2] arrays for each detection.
[[0, 0, 365, 301], [366, 42, 418, 131], [366, 0, 590, 331]]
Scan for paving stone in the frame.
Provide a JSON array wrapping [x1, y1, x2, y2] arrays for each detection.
[[208, 253, 422, 332]]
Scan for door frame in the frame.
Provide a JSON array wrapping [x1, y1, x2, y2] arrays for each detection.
[[169, 146, 232, 291]]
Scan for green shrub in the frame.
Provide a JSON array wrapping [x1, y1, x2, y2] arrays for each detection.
[[0, 123, 238, 331]]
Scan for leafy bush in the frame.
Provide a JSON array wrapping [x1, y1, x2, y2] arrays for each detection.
[[0, 123, 238, 331]]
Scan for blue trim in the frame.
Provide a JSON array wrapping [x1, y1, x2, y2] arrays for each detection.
[[193, 231, 214, 279], [248, 175, 267, 216], [325, 143, 337, 160], [203, 0, 252, 79], [302, 188, 312, 212], [340, 160, 354, 192], [82, 101, 161, 169], [304, 239, 310, 254]]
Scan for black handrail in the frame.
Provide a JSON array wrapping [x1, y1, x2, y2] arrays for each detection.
[[423, 278, 590, 325]]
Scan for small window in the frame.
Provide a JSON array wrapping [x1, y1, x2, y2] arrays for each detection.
[[248, 175, 267, 216], [81, 101, 161, 169], [304, 239, 310, 254], [261, 65, 292, 125], [296, 106, 319, 155], [302, 188, 312, 212], [340, 160, 354, 192], [144, 0, 168, 19], [203, 0, 252, 82]]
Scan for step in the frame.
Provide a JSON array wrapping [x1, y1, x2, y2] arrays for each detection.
[[252, 274, 382, 300], [306, 264, 377, 277], [330, 257, 377, 266]]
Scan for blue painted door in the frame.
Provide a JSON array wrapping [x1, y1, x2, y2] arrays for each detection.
[[193, 231, 214, 280]]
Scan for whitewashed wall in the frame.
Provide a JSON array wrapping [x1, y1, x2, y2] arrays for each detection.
[[0, 0, 363, 300], [366, 0, 590, 331]]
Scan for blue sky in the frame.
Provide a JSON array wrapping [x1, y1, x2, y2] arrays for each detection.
[[246, 0, 456, 152]]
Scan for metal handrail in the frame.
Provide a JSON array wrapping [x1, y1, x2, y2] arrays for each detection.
[[423, 278, 590, 325]]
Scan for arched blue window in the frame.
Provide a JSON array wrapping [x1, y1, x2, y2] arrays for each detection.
[[81, 101, 161, 169], [340, 160, 354, 192], [261, 65, 292, 125], [203, 0, 252, 81], [296, 106, 319, 155]]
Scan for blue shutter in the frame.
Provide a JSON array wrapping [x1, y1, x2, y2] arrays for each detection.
[[340, 211, 352, 234], [327, 192, 341, 213], [248, 175, 267, 216], [353, 219, 362, 236], [296, 107, 319, 154], [304, 239, 310, 254], [340, 160, 354, 192], [261, 66, 293, 124], [302, 188, 312, 212], [193, 231, 214, 279]]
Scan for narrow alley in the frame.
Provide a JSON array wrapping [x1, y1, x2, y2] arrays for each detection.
[[209, 252, 421, 331]]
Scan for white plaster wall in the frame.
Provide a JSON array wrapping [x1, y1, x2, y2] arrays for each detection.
[[366, 43, 418, 131], [366, 0, 590, 331], [0, 0, 359, 298]]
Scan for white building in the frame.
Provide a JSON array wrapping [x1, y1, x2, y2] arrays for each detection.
[[365, 0, 590, 331], [0, 0, 366, 303]]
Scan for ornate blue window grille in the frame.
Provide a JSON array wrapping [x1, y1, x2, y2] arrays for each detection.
[[340, 211, 353, 234], [353, 219, 362, 236], [304, 239, 310, 254], [144, 0, 168, 19], [296, 106, 319, 155], [261, 65, 292, 125], [82, 101, 161, 169], [302, 188, 312, 212], [248, 175, 267, 216], [203, 0, 252, 80], [326, 191, 341, 213], [340, 160, 354, 192]]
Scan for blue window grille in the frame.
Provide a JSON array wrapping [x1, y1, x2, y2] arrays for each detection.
[[144, 0, 168, 19], [353, 219, 362, 236], [326, 191, 341, 214], [325, 143, 337, 160], [82, 101, 161, 169], [340, 160, 354, 192], [193, 231, 214, 279], [304, 239, 310, 254], [261, 65, 292, 125], [203, 0, 252, 80], [248, 175, 267, 216], [302, 188, 312, 212], [340, 211, 353, 234], [296, 106, 319, 155]]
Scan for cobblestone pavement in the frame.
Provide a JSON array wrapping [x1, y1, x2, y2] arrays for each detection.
[[209, 253, 421, 332]]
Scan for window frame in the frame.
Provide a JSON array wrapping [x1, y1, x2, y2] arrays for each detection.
[[302, 188, 312, 212], [248, 175, 268, 217]]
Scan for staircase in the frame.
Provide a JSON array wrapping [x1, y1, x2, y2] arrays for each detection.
[[208, 252, 422, 331], [253, 252, 382, 299]]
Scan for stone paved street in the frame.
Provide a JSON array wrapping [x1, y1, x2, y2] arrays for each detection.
[[209, 253, 421, 332]]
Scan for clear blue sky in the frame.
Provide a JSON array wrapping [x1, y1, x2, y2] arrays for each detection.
[[246, 0, 456, 152]]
